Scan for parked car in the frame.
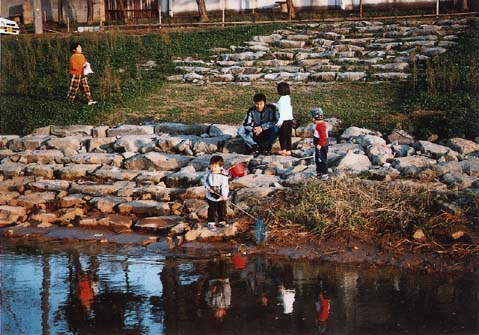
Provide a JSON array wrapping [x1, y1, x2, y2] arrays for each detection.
[[0, 17, 20, 35]]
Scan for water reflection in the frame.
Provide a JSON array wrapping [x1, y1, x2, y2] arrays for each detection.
[[1, 243, 478, 334]]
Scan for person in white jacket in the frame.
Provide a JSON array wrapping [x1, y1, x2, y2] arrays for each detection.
[[275, 82, 294, 156], [203, 155, 230, 230]]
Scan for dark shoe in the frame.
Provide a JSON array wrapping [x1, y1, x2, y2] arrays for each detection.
[[262, 146, 272, 155]]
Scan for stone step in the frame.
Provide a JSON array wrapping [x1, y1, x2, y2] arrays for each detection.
[[170, 18, 468, 84]]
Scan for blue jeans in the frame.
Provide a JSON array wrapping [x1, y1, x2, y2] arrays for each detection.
[[315, 146, 328, 175], [253, 125, 279, 150]]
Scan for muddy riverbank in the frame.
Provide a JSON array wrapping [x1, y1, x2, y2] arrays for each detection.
[[2, 217, 477, 275]]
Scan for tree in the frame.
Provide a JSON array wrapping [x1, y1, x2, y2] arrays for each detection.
[[87, 0, 94, 24], [195, 0, 209, 23], [462, 0, 469, 11], [286, 0, 295, 20], [58, 0, 64, 24], [117, 0, 128, 23]]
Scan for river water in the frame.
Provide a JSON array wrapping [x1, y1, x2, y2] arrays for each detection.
[[1, 241, 478, 335]]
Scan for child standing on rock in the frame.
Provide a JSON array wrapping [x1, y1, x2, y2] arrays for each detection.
[[203, 155, 230, 230], [67, 42, 97, 105], [311, 107, 329, 181], [275, 82, 294, 156]]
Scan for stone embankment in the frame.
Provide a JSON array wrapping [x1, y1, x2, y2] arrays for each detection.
[[166, 18, 473, 84], [1, 122, 479, 244]]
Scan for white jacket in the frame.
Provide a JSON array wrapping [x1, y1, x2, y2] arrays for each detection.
[[275, 95, 293, 127], [203, 168, 229, 202]]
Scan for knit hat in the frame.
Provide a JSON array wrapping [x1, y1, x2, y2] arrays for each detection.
[[310, 107, 324, 119]]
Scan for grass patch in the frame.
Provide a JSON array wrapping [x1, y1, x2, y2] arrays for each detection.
[[0, 24, 282, 135], [106, 81, 409, 133], [269, 178, 478, 251], [403, 19, 479, 140]]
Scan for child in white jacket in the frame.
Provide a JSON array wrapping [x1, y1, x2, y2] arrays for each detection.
[[275, 82, 294, 156], [203, 155, 230, 230]]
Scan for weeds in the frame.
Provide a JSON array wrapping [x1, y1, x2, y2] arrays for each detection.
[[0, 24, 280, 134], [405, 19, 479, 140], [269, 178, 478, 253]]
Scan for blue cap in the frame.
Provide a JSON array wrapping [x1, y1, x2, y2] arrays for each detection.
[[310, 107, 324, 119]]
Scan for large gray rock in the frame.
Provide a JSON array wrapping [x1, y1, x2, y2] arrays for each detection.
[[340, 127, 382, 141], [93, 166, 140, 181], [336, 151, 371, 172], [113, 135, 158, 153], [29, 180, 71, 192], [0, 205, 27, 225], [90, 196, 129, 213], [464, 158, 479, 177], [9, 136, 50, 151], [117, 200, 170, 216], [336, 72, 367, 81], [441, 172, 475, 190], [61, 153, 123, 166], [154, 123, 209, 136], [234, 186, 280, 203], [86, 137, 116, 152], [136, 216, 182, 231], [47, 137, 86, 153], [69, 183, 125, 196], [415, 141, 453, 159], [0, 135, 20, 149], [357, 135, 387, 149], [10, 150, 64, 164], [230, 174, 281, 189], [388, 129, 415, 145], [209, 124, 237, 138], [16, 192, 56, 210], [392, 156, 436, 171], [24, 164, 60, 179], [56, 164, 99, 180], [135, 171, 171, 184], [51, 125, 93, 137], [447, 138, 479, 155], [392, 144, 414, 157], [107, 125, 155, 137], [367, 144, 394, 166], [435, 161, 465, 177], [163, 166, 203, 188], [0, 162, 25, 177], [124, 152, 193, 171]]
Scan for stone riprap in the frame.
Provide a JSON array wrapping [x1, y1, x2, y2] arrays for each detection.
[[1, 122, 479, 243], [166, 18, 475, 85]]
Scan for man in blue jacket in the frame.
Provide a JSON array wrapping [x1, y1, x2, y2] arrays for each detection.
[[238, 93, 279, 156]]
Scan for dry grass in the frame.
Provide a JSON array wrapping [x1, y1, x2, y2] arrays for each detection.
[[263, 178, 479, 254]]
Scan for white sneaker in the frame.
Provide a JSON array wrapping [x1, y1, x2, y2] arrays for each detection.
[[208, 222, 217, 231], [320, 174, 329, 181], [87, 100, 98, 105], [218, 221, 228, 228]]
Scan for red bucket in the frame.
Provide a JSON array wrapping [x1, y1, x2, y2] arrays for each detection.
[[229, 162, 245, 178]]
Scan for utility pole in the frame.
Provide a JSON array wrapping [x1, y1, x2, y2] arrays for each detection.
[[32, 0, 43, 34]]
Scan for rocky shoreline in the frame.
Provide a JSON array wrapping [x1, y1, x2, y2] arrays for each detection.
[[1, 120, 478, 266]]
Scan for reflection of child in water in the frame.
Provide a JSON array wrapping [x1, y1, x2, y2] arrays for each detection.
[[279, 284, 296, 314], [205, 278, 231, 320], [315, 291, 330, 333]]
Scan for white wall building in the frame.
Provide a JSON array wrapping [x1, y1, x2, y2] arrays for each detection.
[[0, 0, 463, 24]]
